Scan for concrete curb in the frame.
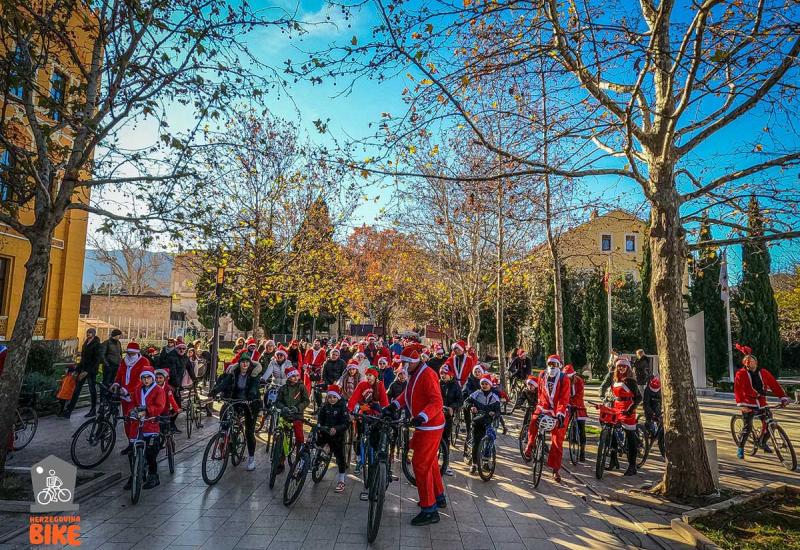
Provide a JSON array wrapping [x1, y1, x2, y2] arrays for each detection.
[[670, 482, 798, 549]]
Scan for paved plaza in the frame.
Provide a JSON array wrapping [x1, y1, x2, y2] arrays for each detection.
[[2, 393, 797, 550]]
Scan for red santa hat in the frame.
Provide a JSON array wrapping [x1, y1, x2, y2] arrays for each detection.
[[440, 364, 453, 377], [546, 354, 563, 367], [392, 354, 402, 364], [284, 366, 300, 379], [367, 333, 377, 340], [126, 342, 141, 354], [377, 357, 389, 366], [176, 342, 188, 350], [562, 364, 575, 376], [648, 378, 661, 391], [518, 349, 527, 357], [365, 366, 380, 379], [452, 340, 466, 352], [479, 374, 494, 386], [347, 359, 360, 370], [326, 384, 342, 399], [246, 337, 257, 347], [434, 344, 445, 355], [394, 365, 407, 376], [472, 364, 485, 376], [400, 343, 424, 364], [274, 345, 288, 358], [526, 374, 538, 387]]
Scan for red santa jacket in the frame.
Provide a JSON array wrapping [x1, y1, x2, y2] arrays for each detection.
[[127, 383, 166, 439], [159, 382, 181, 416], [393, 363, 445, 431], [371, 346, 391, 366], [569, 376, 587, 419], [444, 353, 476, 386], [232, 348, 261, 365], [304, 348, 327, 375], [734, 367, 786, 408], [347, 380, 389, 415], [535, 371, 571, 418], [114, 355, 152, 404]]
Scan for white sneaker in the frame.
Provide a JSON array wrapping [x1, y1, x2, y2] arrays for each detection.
[[247, 456, 256, 471], [445, 468, 455, 476]]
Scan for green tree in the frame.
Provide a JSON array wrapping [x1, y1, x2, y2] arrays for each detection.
[[582, 270, 608, 379], [639, 226, 657, 354], [737, 198, 782, 375], [688, 218, 728, 382], [610, 274, 641, 354]]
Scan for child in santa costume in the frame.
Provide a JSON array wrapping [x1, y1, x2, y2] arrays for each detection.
[[444, 340, 476, 387], [465, 374, 502, 474], [347, 366, 389, 475], [123, 370, 165, 490], [563, 364, 587, 462], [154, 369, 181, 432], [733, 344, 789, 459], [111, 342, 152, 454], [383, 343, 446, 526], [317, 384, 350, 493], [524, 355, 571, 482], [304, 338, 327, 399]]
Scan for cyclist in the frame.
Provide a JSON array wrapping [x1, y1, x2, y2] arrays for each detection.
[[273, 366, 310, 473], [304, 339, 327, 398], [322, 348, 346, 386], [523, 355, 570, 482], [231, 337, 259, 365], [287, 339, 304, 372], [609, 357, 642, 476], [520, 374, 538, 408], [339, 360, 363, 401], [261, 339, 276, 365], [509, 349, 532, 386], [733, 344, 789, 459], [563, 364, 587, 462], [490, 374, 509, 435], [124, 369, 165, 490], [317, 384, 350, 493], [210, 357, 263, 471], [461, 364, 485, 443], [445, 340, 476, 387], [643, 377, 663, 449], [347, 366, 389, 475], [387, 366, 407, 401], [111, 342, 152, 455], [263, 346, 293, 387], [440, 365, 463, 475], [153, 369, 181, 432], [464, 374, 501, 474]]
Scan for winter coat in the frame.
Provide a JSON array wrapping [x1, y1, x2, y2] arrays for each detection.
[[534, 371, 571, 418], [642, 386, 662, 420], [129, 383, 166, 439], [427, 356, 446, 372], [322, 358, 346, 386], [509, 356, 532, 379], [317, 399, 349, 435], [393, 363, 445, 431], [734, 366, 786, 408], [633, 355, 652, 386], [461, 374, 481, 401], [440, 379, 463, 415], [347, 380, 389, 415], [263, 358, 294, 387], [78, 336, 102, 374], [387, 379, 407, 401], [211, 361, 263, 402], [165, 350, 195, 388], [101, 338, 122, 373], [444, 353, 477, 386], [338, 371, 363, 400], [275, 380, 310, 414], [465, 389, 501, 415]]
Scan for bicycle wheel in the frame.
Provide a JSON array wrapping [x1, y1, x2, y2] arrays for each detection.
[[477, 437, 495, 481], [451, 414, 462, 447], [438, 439, 449, 475], [401, 436, 415, 486], [519, 409, 531, 462], [131, 446, 145, 504], [636, 425, 650, 468], [568, 417, 580, 466], [595, 428, 610, 480], [202, 433, 229, 485], [359, 434, 371, 488], [167, 435, 176, 474], [730, 415, 760, 456], [70, 418, 116, 469], [367, 461, 387, 543], [283, 450, 310, 506], [185, 400, 193, 439], [194, 401, 203, 429], [769, 424, 797, 471], [14, 406, 38, 449], [532, 435, 545, 488], [256, 410, 267, 432], [345, 424, 353, 466], [269, 432, 284, 489], [311, 449, 331, 483], [230, 424, 246, 467]]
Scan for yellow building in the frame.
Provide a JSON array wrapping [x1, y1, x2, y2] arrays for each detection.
[[0, 5, 96, 342]]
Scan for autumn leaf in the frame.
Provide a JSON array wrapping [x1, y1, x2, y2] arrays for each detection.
[[351, 36, 358, 46], [430, 144, 439, 156], [420, 78, 433, 85]]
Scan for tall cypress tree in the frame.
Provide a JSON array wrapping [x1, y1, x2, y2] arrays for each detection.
[[737, 197, 782, 375], [689, 216, 728, 381], [582, 269, 608, 379], [639, 225, 657, 353]]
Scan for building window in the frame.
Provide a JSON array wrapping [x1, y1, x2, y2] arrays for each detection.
[[0, 150, 12, 202], [601, 234, 612, 252], [625, 235, 636, 252], [49, 70, 67, 122], [0, 256, 9, 315], [8, 47, 25, 98]]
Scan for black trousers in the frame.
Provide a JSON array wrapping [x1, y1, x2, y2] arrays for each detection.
[[739, 411, 767, 449], [318, 431, 347, 473], [471, 418, 491, 464], [223, 402, 259, 456], [128, 436, 159, 475], [67, 370, 97, 413]]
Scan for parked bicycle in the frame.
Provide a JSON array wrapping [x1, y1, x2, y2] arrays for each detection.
[[282, 419, 331, 506], [269, 407, 299, 489], [13, 395, 38, 451], [592, 402, 648, 480], [70, 384, 121, 469], [531, 414, 557, 488], [183, 385, 204, 439], [201, 398, 249, 485], [730, 405, 796, 471]]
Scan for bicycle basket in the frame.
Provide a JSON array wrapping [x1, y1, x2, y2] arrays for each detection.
[[538, 415, 557, 432], [599, 405, 618, 425]]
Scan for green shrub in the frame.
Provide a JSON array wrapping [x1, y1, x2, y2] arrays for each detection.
[[25, 345, 56, 375]]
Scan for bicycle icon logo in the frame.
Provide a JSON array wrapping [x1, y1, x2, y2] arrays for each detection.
[[36, 469, 72, 506], [30, 455, 79, 513]]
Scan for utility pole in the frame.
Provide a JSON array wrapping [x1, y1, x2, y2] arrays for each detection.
[[211, 265, 225, 386]]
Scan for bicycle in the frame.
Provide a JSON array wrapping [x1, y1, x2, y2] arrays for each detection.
[[36, 482, 72, 505], [70, 384, 121, 469], [282, 419, 331, 506], [592, 402, 648, 479], [474, 413, 500, 481], [505, 378, 524, 415], [201, 398, 249, 485], [730, 405, 796, 471], [638, 413, 664, 459], [183, 385, 204, 439], [353, 412, 405, 543], [124, 411, 168, 504], [567, 405, 581, 466], [400, 419, 449, 486], [531, 414, 557, 488], [449, 406, 463, 447], [13, 399, 38, 450], [518, 405, 534, 462], [159, 417, 177, 474], [269, 407, 299, 489]]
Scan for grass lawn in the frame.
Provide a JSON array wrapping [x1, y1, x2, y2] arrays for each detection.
[[694, 492, 800, 550]]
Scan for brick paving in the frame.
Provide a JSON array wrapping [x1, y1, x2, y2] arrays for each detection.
[[3, 393, 796, 550]]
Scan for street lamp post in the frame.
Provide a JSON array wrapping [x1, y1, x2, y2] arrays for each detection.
[[210, 266, 225, 387]]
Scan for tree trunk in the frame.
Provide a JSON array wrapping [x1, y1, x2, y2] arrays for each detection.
[[467, 308, 480, 351], [0, 230, 52, 475], [496, 179, 507, 389], [252, 293, 262, 340], [292, 308, 301, 340], [648, 189, 715, 498]]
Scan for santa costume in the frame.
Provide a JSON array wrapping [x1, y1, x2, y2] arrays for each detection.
[[303, 341, 327, 394], [443, 340, 476, 387], [113, 342, 152, 421], [525, 355, 571, 481]]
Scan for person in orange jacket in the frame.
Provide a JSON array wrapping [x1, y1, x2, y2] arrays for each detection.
[[562, 364, 587, 462], [733, 343, 789, 459], [123, 370, 165, 490], [383, 343, 445, 526], [524, 354, 571, 482]]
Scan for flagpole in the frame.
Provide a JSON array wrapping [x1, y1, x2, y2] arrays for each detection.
[[607, 255, 612, 355]]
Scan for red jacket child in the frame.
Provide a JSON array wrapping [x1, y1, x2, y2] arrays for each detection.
[[113, 343, 152, 416], [126, 371, 166, 441], [444, 340, 476, 387], [563, 365, 587, 420], [154, 369, 181, 416], [347, 367, 389, 415]]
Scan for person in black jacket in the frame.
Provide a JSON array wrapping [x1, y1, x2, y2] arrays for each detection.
[[633, 349, 652, 393], [317, 383, 350, 493], [509, 350, 532, 383], [464, 375, 501, 474], [322, 348, 346, 386], [439, 365, 463, 475], [387, 368, 407, 401], [100, 329, 123, 387], [427, 345, 447, 372], [461, 364, 484, 443], [164, 342, 195, 432], [63, 329, 102, 418], [210, 357, 262, 471]]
